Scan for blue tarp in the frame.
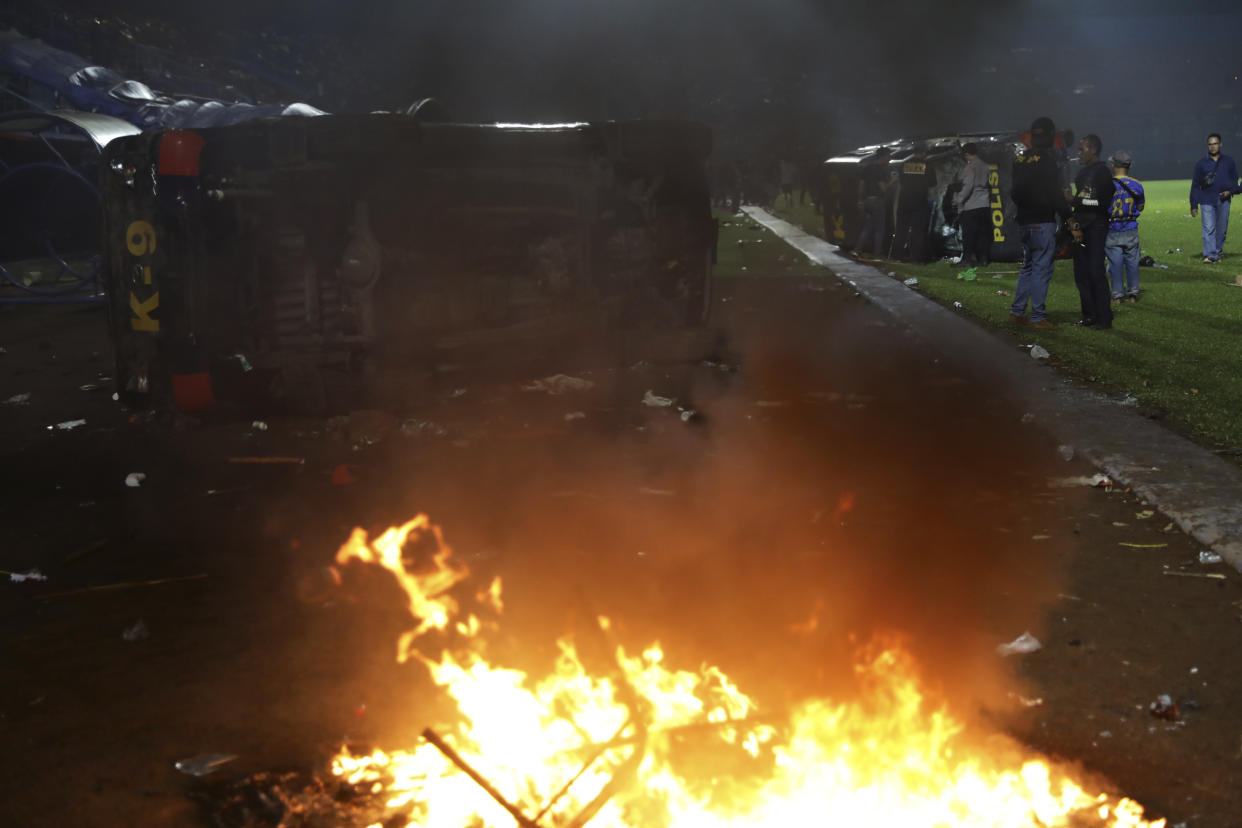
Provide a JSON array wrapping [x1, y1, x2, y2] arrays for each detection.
[[0, 30, 325, 130]]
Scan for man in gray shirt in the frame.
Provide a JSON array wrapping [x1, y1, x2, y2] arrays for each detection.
[[953, 143, 992, 268]]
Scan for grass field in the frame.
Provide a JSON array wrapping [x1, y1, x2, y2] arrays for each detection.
[[743, 181, 1242, 454]]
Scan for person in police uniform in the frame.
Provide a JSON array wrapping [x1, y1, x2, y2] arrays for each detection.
[[1068, 134, 1115, 329], [892, 143, 937, 263]]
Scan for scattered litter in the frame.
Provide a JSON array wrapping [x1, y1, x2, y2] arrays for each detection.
[[1135, 509, 1155, 520], [48, 419, 86, 431], [1029, 345, 1050, 360], [1098, 730, 1112, 739], [227, 456, 305, 464], [78, 383, 101, 392], [1151, 263, 1170, 270], [1119, 542, 1166, 548], [1199, 551, 1223, 564], [679, 409, 697, 423], [996, 631, 1042, 657], [6, 569, 47, 583], [121, 619, 149, 642], [523, 374, 595, 394], [124, 472, 146, 488], [955, 268, 978, 282], [1112, 521, 1128, 527], [1150, 695, 1179, 721], [1163, 571, 1226, 581], [903, 277, 919, 286], [1189, 666, 1199, 674], [564, 411, 586, 421], [1031, 535, 1052, 541], [1048, 474, 1112, 488], [250, 420, 269, 431], [174, 753, 237, 777], [5, 392, 31, 405], [1056, 445, 1074, 461], [996, 289, 1009, 296], [638, 487, 675, 497], [231, 353, 253, 372], [1120, 394, 1139, 406], [34, 573, 207, 600], [400, 419, 448, 438], [953, 301, 964, 308], [331, 465, 357, 486], [450, 388, 467, 398], [642, 390, 674, 407]]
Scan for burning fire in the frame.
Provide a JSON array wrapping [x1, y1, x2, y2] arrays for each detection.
[[330, 515, 1163, 828]]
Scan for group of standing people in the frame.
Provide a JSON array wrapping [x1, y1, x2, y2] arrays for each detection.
[[852, 123, 1236, 330], [1007, 118, 1145, 331]]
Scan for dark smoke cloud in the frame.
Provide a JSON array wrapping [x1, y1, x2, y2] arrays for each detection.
[[328, 283, 1076, 733]]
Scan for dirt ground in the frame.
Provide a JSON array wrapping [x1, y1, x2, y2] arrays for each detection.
[[2, 276, 1241, 827]]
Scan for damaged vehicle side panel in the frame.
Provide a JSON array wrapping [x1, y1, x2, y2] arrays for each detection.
[[100, 115, 717, 412]]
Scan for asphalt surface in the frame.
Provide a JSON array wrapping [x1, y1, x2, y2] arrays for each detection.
[[744, 206, 1242, 572]]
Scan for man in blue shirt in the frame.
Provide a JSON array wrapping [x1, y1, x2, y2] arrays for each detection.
[[1189, 133, 1241, 263], [1106, 151, 1144, 303]]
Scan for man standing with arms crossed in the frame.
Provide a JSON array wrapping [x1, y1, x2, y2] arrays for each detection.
[[1190, 133, 1241, 263], [1008, 117, 1071, 330]]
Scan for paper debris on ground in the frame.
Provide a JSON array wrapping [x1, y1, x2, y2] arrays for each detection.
[[996, 631, 1043, 656], [642, 390, 674, 407], [49, 419, 86, 431], [4, 392, 31, 405], [1048, 473, 1114, 488], [124, 473, 146, 488], [8, 569, 47, 583], [1029, 345, 1050, 360], [523, 374, 595, 394]]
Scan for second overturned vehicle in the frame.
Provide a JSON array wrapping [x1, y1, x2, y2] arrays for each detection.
[[101, 114, 718, 413], [818, 129, 1074, 263]]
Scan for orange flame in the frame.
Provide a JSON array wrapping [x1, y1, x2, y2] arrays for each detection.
[[331, 515, 1164, 828]]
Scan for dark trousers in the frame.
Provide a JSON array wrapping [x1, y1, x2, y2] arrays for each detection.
[[1072, 220, 1113, 326], [959, 207, 991, 265], [894, 202, 931, 262]]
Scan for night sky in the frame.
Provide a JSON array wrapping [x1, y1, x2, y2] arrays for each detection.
[[23, 1, 1242, 176]]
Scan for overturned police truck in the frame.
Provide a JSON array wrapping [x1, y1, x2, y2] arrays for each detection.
[[818, 130, 1072, 263], [100, 114, 717, 413]]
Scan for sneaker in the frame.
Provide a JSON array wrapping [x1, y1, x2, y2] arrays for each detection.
[[1029, 319, 1059, 331], [1111, 298, 1122, 307], [1008, 314, 1029, 326]]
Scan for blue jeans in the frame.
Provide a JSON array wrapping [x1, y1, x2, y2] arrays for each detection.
[[1011, 222, 1057, 322], [1106, 228, 1141, 298], [1200, 200, 1230, 260]]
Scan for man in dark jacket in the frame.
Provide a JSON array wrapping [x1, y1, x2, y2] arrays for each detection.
[[1069, 134, 1115, 329], [853, 147, 894, 258], [1189, 133, 1241, 262], [1008, 116, 1071, 329], [892, 143, 937, 263]]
